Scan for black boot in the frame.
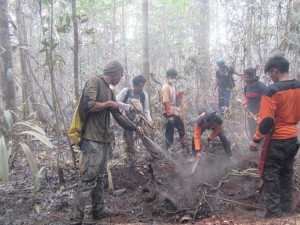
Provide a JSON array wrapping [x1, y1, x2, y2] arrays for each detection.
[[92, 207, 119, 220]]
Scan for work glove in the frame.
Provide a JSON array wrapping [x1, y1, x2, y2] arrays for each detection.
[[136, 126, 144, 136]]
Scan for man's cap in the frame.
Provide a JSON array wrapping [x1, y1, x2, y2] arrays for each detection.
[[166, 68, 178, 77], [103, 59, 124, 76], [216, 57, 225, 65]]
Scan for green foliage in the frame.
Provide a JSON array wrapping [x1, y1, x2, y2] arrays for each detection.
[[20, 143, 39, 176], [3, 110, 13, 131], [56, 14, 72, 33], [20, 130, 54, 149], [6, 68, 14, 84], [42, 0, 51, 6], [0, 136, 9, 185], [0, 110, 54, 185], [15, 121, 46, 136], [34, 166, 46, 195]]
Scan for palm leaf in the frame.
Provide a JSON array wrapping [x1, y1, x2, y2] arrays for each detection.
[[20, 143, 39, 176], [20, 131, 54, 149], [3, 110, 13, 131], [15, 121, 46, 136], [34, 166, 46, 195], [0, 136, 9, 185]]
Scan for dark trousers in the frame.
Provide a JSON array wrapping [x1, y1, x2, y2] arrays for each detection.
[[263, 137, 299, 217], [218, 90, 231, 116], [191, 130, 232, 157], [218, 131, 232, 157], [165, 114, 185, 145]]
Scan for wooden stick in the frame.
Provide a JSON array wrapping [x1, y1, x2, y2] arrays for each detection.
[[180, 95, 190, 154], [192, 190, 206, 222], [205, 194, 264, 210], [107, 163, 114, 195], [191, 158, 200, 174]]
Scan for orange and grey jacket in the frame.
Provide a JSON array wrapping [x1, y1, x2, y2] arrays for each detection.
[[194, 112, 223, 151], [253, 79, 300, 143], [161, 83, 183, 117]]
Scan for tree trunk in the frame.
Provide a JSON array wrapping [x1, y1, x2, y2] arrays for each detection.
[[111, 0, 116, 58], [72, 0, 79, 102], [0, 0, 16, 110], [263, 0, 269, 67], [276, 0, 282, 53], [246, 0, 254, 67], [198, 0, 210, 111], [16, 0, 48, 123], [15, 0, 30, 119], [142, 0, 150, 94], [122, 1, 129, 86]]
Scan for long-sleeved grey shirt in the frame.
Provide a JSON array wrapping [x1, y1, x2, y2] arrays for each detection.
[[116, 87, 152, 122]]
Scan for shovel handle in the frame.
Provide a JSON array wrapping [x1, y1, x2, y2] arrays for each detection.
[[245, 108, 258, 122], [191, 158, 200, 174], [191, 145, 207, 174]]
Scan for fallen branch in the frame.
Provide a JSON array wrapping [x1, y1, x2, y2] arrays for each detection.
[[65, 182, 80, 190], [205, 194, 264, 210], [154, 207, 191, 215], [192, 189, 207, 222]]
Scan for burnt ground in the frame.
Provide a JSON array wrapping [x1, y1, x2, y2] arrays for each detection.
[[0, 126, 300, 225]]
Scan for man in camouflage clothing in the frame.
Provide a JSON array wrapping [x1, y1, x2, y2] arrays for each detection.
[[70, 60, 143, 225]]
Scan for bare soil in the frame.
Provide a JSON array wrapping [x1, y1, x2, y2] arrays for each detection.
[[0, 128, 300, 225]]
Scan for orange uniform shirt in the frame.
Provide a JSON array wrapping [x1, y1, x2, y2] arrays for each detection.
[[194, 113, 223, 151], [253, 79, 300, 141]]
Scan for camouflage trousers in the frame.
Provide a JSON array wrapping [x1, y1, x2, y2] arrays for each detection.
[[123, 128, 146, 161], [70, 139, 109, 224], [124, 123, 159, 161]]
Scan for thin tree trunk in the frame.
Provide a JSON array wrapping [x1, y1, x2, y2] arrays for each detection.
[[16, 10, 47, 123], [263, 0, 269, 67], [198, 0, 210, 109], [111, 0, 116, 58], [0, 0, 16, 110], [276, 0, 282, 52], [142, 0, 150, 94], [15, 0, 30, 119], [38, 0, 77, 175], [72, 0, 79, 102], [142, 0, 153, 139], [25, 54, 53, 114], [247, 1, 254, 67], [47, 0, 63, 180], [122, 1, 129, 85], [283, 0, 292, 53]]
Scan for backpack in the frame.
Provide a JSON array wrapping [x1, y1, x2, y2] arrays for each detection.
[[123, 88, 146, 110], [68, 80, 101, 145]]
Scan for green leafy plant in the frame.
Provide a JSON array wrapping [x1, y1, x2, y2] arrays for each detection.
[[0, 110, 54, 185]]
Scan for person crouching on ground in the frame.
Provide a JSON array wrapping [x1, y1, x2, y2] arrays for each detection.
[[192, 110, 232, 159]]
